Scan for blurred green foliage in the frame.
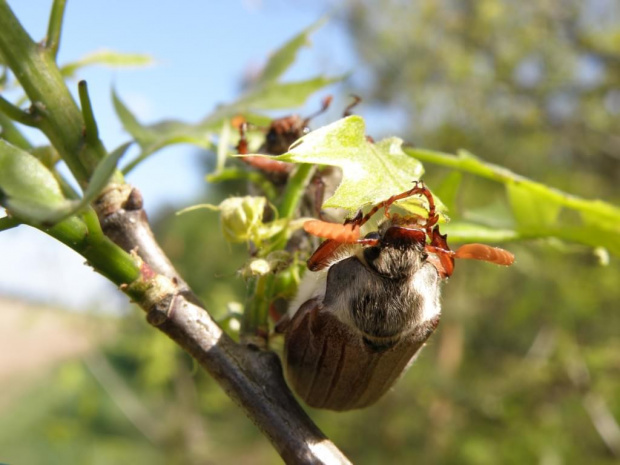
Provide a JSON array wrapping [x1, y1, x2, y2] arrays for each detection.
[[2, 1, 620, 464]]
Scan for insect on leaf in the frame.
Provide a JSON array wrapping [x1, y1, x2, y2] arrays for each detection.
[[269, 116, 443, 216]]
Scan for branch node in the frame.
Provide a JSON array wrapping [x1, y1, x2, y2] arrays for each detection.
[[146, 306, 169, 327], [146, 293, 179, 326], [0, 95, 40, 127], [123, 187, 144, 211]]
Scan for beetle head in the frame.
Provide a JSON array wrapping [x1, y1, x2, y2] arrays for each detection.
[[362, 220, 428, 280]]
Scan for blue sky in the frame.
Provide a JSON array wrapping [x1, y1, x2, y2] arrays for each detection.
[[1, 0, 368, 311]]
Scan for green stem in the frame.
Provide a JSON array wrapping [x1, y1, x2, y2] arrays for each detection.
[[242, 274, 275, 344], [45, 0, 67, 58], [44, 215, 141, 288], [0, 1, 119, 187], [265, 163, 314, 253], [0, 112, 33, 150], [277, 163, 313, 219], [0, 95, 39, 127]]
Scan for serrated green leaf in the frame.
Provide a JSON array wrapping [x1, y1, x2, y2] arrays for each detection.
[[61, 50, 154, 78], [256, 18, 326, 86], [266, 116, 436, 215]]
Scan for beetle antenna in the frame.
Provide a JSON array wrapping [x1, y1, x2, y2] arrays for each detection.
[[302, 95, 333, 126], [343, 95, 362, 117]]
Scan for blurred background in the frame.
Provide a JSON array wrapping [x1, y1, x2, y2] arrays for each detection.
[[1, 0, 619, 464]]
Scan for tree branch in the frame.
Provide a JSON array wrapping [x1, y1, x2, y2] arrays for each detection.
[[0, 0, 114, 187], [96, 183, 352, 464], [0, 1, 352, 461]]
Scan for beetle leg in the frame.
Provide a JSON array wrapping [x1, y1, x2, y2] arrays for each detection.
[[307, 239, 348, 271], [356, 181, 438, 230], [426, 227, 455, 278], [240, 155, 292, 173]]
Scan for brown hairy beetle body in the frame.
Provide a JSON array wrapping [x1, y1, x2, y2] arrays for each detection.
[[283, 183, 514, 410]]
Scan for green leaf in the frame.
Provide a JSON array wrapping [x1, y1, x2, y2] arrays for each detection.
[[506, 182, 562, 227], [256, 18, 326, 86], [0, 139, 68, 222], [112, 89, 155, 145], [234, 76, 342, 111], [434, 171, 463, 215], [0, 215, 20, 231], [442, 221, 519, 243], [116, 75, 341, 173], [269, 116, 435, 215], [407, 147, 620, 255], [0, 139, 129, 225], [112, 90, 214, 173], [61, 50, 154, 78], [41, 141, 130, 224], [199, 76, 343, 130], [81, 142, 131, 204]]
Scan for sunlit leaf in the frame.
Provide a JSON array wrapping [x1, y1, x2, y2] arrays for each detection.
[[408, 147, 620, 255], [506, 183, 562, 227], [0, 139, 68, 222], [116, 75, 341, 173], [267, 116, 438, 216], [441, 221, 519, 243], [200, 76, 342, 128], [234, 76, 342, 110], [112, 89, 156, 145], [434, 171, 462, 215], [0, 139, 129, 225], [39, 142, 130, 224], [78, 142, 131, 206], [256, 18, 326, 86], [61, 50, 154, 78], [112, 90, 214, 173]]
